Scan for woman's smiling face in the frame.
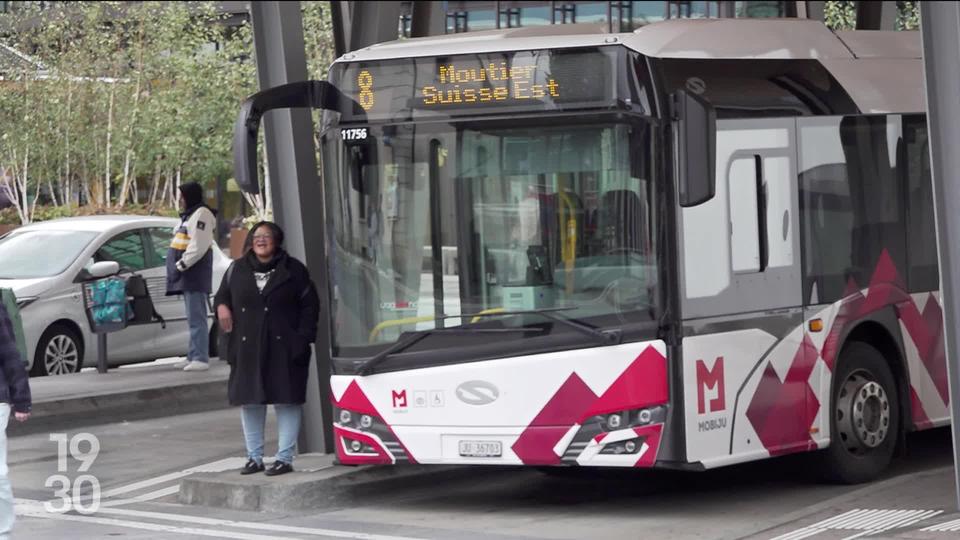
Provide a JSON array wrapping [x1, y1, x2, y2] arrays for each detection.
[[251, 226, 277, 259]]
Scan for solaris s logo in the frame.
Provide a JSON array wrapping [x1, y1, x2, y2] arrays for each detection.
[[456, 381, 500, 405]]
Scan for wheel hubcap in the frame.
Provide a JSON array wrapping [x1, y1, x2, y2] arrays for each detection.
[[836, 372, 890, 454], [44, 335, 79, 375]]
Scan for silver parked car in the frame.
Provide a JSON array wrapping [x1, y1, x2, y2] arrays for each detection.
[[0, 216, 231, 376]]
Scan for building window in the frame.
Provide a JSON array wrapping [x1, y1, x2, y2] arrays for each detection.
[[521, 6, 551, 26], [500, 7, 521, 28], [399, 13, 412, 38], [575, 2, 608, 24], [633, 1, 668, 26], [447, 10, 468, 33], [467, 9, 498, 31], [734, 1, 789, 18], [611, 1, 634, 31], [667, 1, 722, 19], [554, 3, 576, 23]]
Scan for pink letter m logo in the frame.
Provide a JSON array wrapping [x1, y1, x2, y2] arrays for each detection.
[[696, 357, 725, 414]]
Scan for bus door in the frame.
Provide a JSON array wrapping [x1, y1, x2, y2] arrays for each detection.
[[677, 118, 811, 467]]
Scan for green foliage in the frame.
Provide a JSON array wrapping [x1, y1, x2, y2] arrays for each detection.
[[897, 1, 920, 31], [0, 1, 334, 224], [823, 1, 920, 31], [823, 1, 857, 31], [0, 203, 179, 225], [0, 206, 18, 225], [0, 1, 333, 221], [303, 2, 336, 80]]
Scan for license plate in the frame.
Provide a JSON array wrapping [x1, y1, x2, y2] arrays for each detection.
[[458, 440, 502, 458]]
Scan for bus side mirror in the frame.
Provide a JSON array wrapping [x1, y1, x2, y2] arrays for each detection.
[[672, 89, 716, 207], [233, 80, 351, 195]]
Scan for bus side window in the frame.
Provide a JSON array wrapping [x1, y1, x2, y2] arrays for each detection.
[[729, 153, 794, 275], [729, 157, 761, 273]]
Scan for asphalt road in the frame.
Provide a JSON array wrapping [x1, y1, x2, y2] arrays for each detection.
[[8, 409, 956, 540]]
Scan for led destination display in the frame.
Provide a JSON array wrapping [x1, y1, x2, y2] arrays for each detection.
[[420, 62, 561, 106], [331, 48, 621, 120]]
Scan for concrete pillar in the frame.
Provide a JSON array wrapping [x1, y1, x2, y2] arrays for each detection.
[[249, 1, 333, 454], [920, 0, 960, 510], [805, 1, 825, 22], [410, 1, 445, 38], [331, 0, 403, 56], [856, 0, 896, 30]]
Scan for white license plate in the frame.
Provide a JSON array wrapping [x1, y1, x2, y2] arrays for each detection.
[[458, 440, 502, 458]]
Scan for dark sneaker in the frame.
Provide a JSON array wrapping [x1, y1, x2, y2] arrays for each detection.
[[240, 459, 264, 475], [264, 461, 293, 476]]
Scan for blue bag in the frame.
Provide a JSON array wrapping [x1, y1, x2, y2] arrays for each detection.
[[87, 277, 129, 328]]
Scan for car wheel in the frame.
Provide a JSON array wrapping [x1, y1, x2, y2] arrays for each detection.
[[818, 341, 899, 484], [31, 324, 84, 377]]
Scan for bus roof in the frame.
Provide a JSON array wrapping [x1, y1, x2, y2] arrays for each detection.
[[335, 19, 923, 114]]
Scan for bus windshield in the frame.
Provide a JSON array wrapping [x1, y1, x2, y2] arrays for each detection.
[[323, 118, 661, 357]]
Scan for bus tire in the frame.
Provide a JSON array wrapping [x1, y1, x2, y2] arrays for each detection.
[[819, 341, 899, 484]]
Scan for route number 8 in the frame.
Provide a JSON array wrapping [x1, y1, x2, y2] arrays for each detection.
[[358, 70, 375, 111]]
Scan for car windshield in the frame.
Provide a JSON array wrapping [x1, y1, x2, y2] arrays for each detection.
[[0, 230, 98, 278], [323, 118, 661, 357]]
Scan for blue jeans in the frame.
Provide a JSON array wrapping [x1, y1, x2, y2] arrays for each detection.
[[241, 404, 302, 465], [0, 404, 12, 539], [183, 291, 209, 363]]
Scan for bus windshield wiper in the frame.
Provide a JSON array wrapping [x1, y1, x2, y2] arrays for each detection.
[[355, 308, 621, 376], [356, 323, 545, 376], [472, 307, 623, 347]]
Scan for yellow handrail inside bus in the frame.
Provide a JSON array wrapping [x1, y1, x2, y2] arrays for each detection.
[[368, 315, 435, 343], [557, 190, 577, 294], [470, 307, 505, 323], [369, 308, 510, 342]]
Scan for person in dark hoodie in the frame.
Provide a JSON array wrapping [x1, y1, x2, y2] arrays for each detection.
[[166, 182, 217, 372], [0, 302, 30, 536]]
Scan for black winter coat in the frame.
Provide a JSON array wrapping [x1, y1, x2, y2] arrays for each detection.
[[0, 303, 30, 413], [214, 251, 320, 406]]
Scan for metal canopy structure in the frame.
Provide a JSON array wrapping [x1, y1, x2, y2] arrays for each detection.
[[248, 1, 333, 454]]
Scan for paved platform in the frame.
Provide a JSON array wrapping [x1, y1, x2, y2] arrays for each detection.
[[747, 464, 960, 539], [9, 358, 229, 437], [179, 455, 467, 513]]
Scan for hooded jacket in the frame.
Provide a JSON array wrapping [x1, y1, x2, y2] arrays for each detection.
[[166, 182, 216, 295]]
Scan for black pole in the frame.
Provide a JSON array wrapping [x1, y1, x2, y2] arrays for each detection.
[[429, 140, 445, 327], [97, 333, 108, 373]]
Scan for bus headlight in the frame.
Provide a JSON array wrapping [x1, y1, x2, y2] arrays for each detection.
[[600, 437, 643, 455], [339, 410, 352, 424], [591, 406, 667, 432], [360, 415, 373, 428]]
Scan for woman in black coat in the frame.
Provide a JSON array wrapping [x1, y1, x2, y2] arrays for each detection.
[[214, 221, 320, 476]]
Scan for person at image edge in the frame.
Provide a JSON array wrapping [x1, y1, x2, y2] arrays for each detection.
[[0, 302, 31, 539]]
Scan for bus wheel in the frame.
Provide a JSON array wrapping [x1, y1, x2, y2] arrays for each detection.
[[820, 341, 899, 484]]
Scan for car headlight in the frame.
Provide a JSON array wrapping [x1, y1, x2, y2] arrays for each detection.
[[15, 296, 38, 309]]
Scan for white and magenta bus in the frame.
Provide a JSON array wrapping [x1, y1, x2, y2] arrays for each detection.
[[234, 18, 940, 483]]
